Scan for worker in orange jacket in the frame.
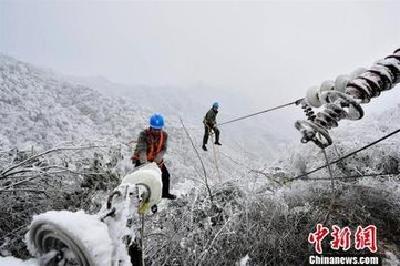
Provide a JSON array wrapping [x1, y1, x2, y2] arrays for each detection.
[[131, 113, 176, 200]]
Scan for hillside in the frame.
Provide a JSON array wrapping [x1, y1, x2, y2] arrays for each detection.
[[0, 54, 267, 183], [1, 54, 400, 265]]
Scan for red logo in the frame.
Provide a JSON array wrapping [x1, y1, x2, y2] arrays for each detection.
[[308, 224, 329, 254], [308, 224, 377, 254], [330, 225, 351, 251], [355, 225, 378, 253]]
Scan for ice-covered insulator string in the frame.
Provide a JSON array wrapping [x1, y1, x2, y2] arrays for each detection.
[[296, 48, 400, 148]]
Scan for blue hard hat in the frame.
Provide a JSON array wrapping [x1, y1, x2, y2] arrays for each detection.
[[212, 102, 219, 109], [150, 113, 164, 129]]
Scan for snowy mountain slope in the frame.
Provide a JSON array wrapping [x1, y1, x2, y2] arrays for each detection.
[[66, 74, 288, 160], [0, 54, 150, 151], [0, 54, 265, 187]]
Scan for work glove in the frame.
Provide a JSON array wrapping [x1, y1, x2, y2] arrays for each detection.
[[154, 153, 164, 166], [139, 152, 147, 164]]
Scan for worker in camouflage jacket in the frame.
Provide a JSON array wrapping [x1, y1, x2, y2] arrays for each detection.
[[131, 113, 176, 200], [202, 102, 222, 151]]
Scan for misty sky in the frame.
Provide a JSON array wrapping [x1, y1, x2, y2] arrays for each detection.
[[1, 1, 400, 107]]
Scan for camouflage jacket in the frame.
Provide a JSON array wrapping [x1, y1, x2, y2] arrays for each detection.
[[203, 109, 218, 127]]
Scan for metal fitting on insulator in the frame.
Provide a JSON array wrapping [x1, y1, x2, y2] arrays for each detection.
[[306, 109, 316, 121], [106, 190, 122, 209], [300, 100, 316, 121], [295, 120, 332, 149], [100, 207, 116, 222]]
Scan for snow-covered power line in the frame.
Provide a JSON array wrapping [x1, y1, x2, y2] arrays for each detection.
[[218, 99, 302, 126], [294, 128, 400, 179]]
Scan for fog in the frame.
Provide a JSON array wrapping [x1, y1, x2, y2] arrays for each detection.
[[1, 0, 400, 111]]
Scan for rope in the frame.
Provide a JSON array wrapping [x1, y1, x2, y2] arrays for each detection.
[[218, 99, 303, 126], [219, 151, 250, 169], [179, 117, 214, 203], [180, 117, 208, 180], [294, 128, 400, 179], [210, 134, 222, 183]]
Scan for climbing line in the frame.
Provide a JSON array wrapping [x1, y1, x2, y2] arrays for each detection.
[[294, 128, 400, 179], [219, 150, 250, 169], [208, 138, 266, 182], [218, 98, 303, 126], [217, 149, 278, 185], [211, 134, 222, 183], [180, 117, 208, 179], [179, 117, 214, 203]]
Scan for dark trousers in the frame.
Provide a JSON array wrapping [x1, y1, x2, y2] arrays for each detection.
[[134, 160, 170, 196], [203, 125, 220, 145]]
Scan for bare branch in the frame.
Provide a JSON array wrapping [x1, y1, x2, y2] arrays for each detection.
[[0, 145, 104, 177], [2, 160, 107, 182], [0, 189, 53, 195]]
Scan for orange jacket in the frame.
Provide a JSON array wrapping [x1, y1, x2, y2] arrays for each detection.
[[131, 128, 167, 163]]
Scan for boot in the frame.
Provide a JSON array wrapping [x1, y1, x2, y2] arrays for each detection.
[[202, 144, 207, 151], [164, 193, 177, 200], [214, 142, 222, 145], [129, 242, 143, 266], [161, 169, 176, 200]]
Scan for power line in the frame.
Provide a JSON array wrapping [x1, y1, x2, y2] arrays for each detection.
[[294, 128, 400, 179], [218, 99, 303, 126], [303, 171, 400, 181]]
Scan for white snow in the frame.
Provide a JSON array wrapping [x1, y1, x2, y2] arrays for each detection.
[[239, 254, 249, 266], [26, 211, 112, 266], [122, 162, 162, 210], [0, 257, 37, 266]]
